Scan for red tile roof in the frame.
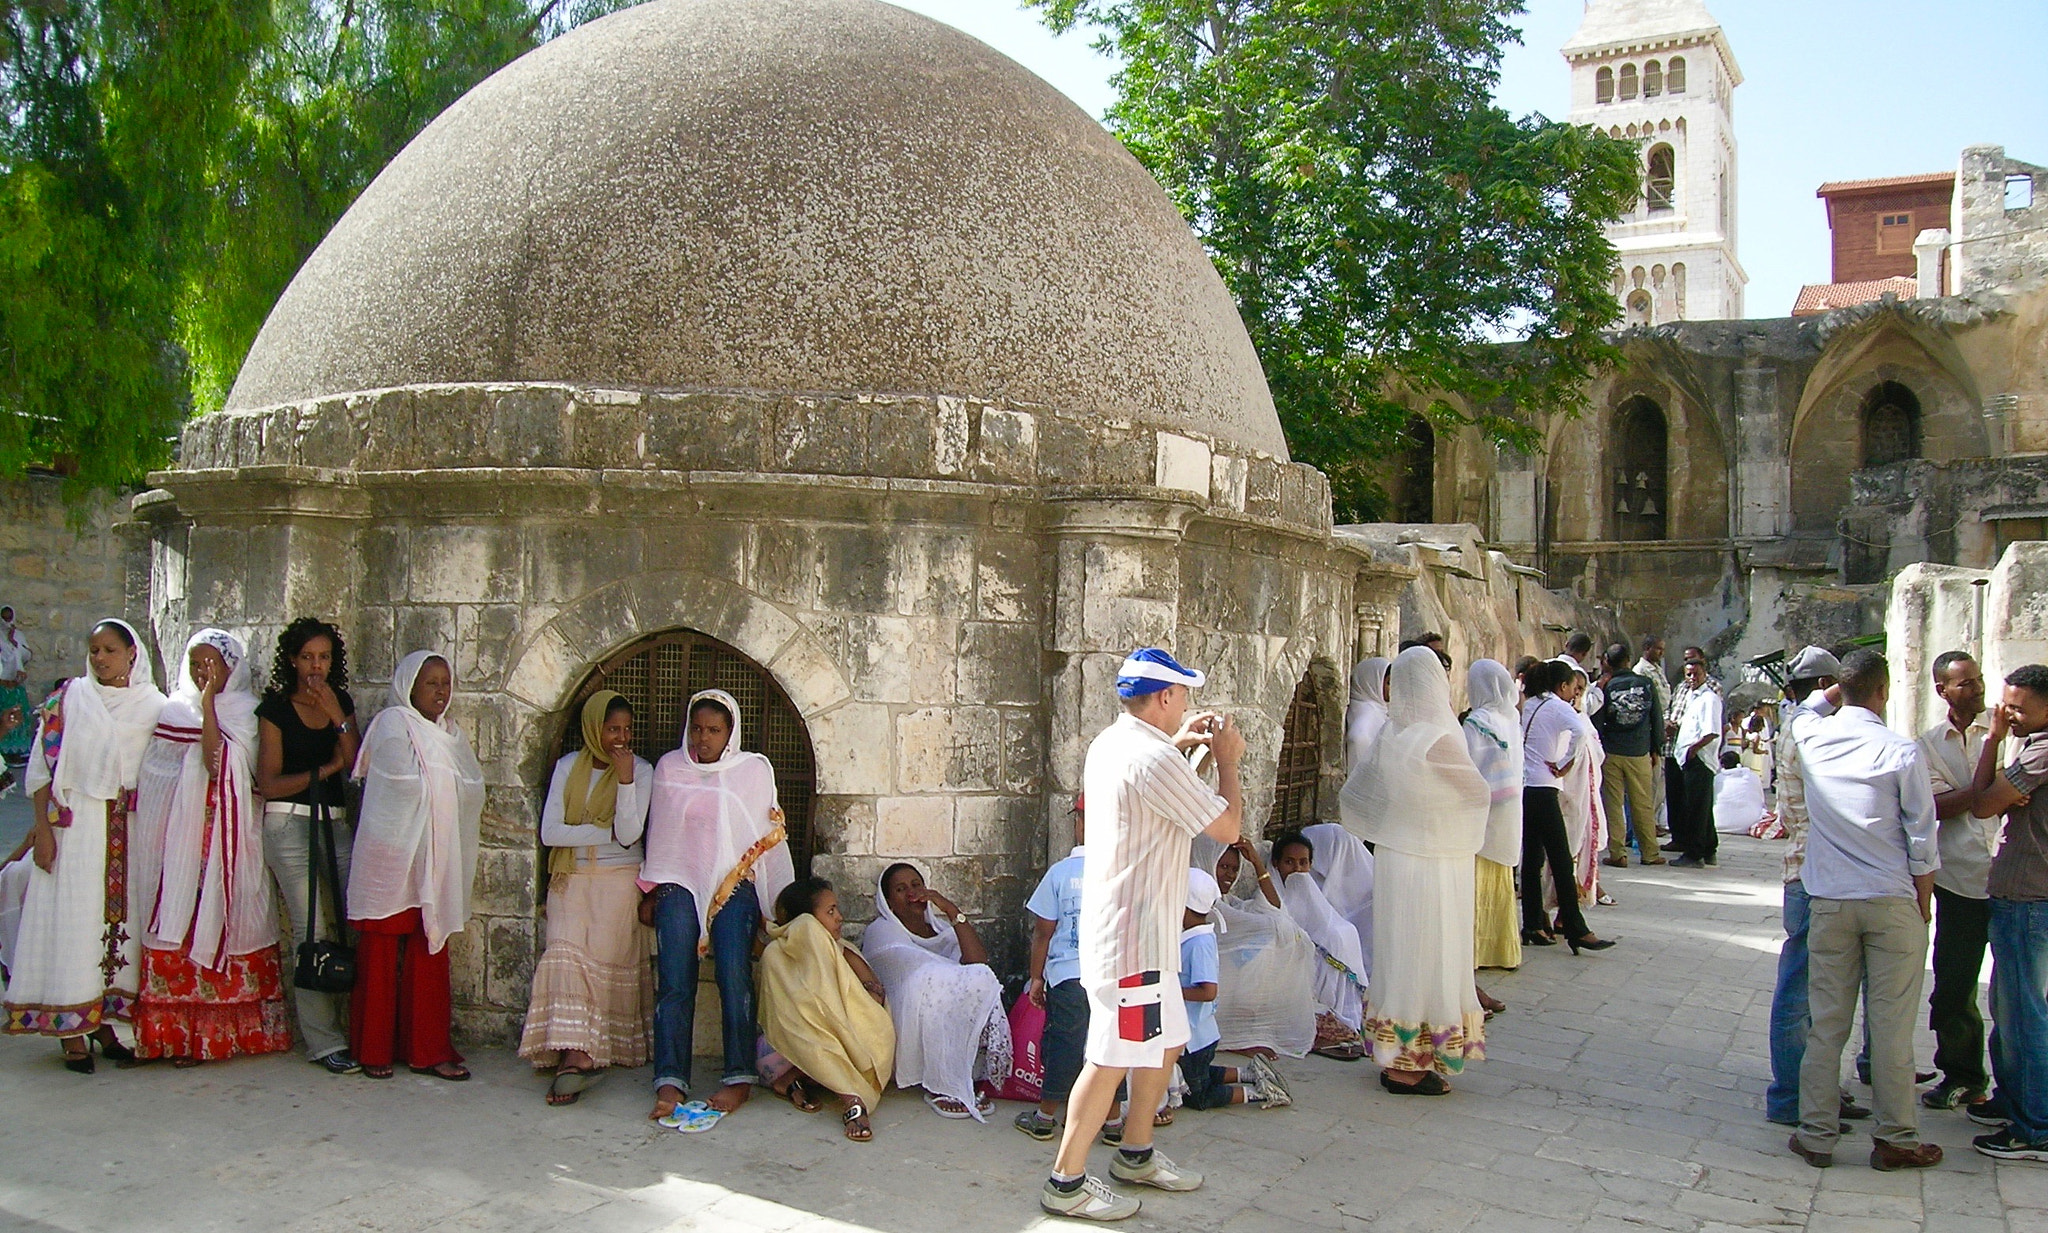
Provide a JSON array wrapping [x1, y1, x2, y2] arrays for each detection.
[[1815, 172, 1954, 197], [1791, 277, 1920, 316]]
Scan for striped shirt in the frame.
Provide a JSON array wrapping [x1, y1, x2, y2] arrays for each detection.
[[1080, 713, 1228, 984]]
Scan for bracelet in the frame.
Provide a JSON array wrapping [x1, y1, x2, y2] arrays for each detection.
[[1258, 872, 1272, 882]]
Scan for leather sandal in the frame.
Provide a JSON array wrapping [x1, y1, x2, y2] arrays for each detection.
[[842, 1100, 872, 1141]]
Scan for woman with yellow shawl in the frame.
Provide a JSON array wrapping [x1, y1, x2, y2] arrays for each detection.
[[759, 876, 895, 1142], [518, 691, 653, 1105]]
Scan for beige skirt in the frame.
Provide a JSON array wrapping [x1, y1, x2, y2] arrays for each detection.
[[518, 864, 653, 1068], [1473, 857, 1522, 971]]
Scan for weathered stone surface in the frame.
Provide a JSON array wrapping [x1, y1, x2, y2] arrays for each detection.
[[956, 621, 1040, 706], [874, 796, 954, 857]]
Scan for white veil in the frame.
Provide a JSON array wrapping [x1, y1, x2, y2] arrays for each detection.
[[1340, 647, 1489, 859], [1463, 659, 1525, 867], [1187, 836, 1317, 1057], [1344, 657, 1391, 773]]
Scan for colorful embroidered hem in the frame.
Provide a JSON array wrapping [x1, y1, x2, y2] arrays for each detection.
[[134, 944, 291, 1060], [1365, 1011, 1486, 1076], [3, 992, 133, 1037]]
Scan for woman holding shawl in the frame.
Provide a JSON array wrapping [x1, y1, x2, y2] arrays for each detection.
[[1265, 831, 1370, 1059], [1462, 660, 1525, 974], [862, 861, 1012, 1120], [1341, 646, 1489, 1094], [130, 628, 287, 1063], [643, 690, 794, 1126], [347, 651, 485, 1080], [1553, 660, 1610, 913], [1190, 836, 1318, 1059], [3, 619, 164, 1071], [1344, 657, 1391, 774], [758, 876, 895, 1142], [520, 690, 654, 1104]]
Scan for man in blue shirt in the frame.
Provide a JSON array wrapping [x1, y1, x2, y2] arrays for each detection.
[[1017, 797, 1092, 1140]]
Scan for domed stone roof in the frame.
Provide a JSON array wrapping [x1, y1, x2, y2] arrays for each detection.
[[225, 0, 1288, 459]]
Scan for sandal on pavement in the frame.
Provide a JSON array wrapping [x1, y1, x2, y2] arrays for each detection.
[[659, 1100, 725, 1134], [783, 1077, 822, 1113], [363, 1064, 395, 1079], [842, 1100, 872, 1142], [410, 1062, 471, 1081], [1380, 1070, 1450, 1096], [548, 1068, 604, 1106], [925, 1092, 975, 1119], [1311, 1040, 1369, 1062]]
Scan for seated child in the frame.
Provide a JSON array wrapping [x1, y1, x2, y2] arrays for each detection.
[[757, 876, 897, 1142], [1178, 868, 1289, 1111]]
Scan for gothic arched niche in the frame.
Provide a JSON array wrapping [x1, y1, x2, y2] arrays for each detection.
[[1613, 397, 1669, 541], [553, 628, 818, 872], [1391, 416, 1436, 523], [1646, 144, 1676, 213], [1860, 381, 1923, 468]]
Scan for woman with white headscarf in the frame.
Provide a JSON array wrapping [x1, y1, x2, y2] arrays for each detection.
[[642, 689, 794, 1128], [347, 651, 484, 1080], [1344, 657, 1391, 774], [2, 619, 164, 1071], [1189, 836, 1318, 1058], [129, 628, 286, 1063], [1549, 660, 1610, 916], [862, 861, 1012, 1121], [1340, 646, 1489, 1094], [1462, 660, 1524, 975], [1266, 829, 1369, 1058]]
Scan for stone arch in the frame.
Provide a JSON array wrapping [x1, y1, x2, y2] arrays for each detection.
[[1619, 62, 1638, 100], [1860, 380, 1923, 468], [553, 627, 821, 871], [1644, 59, 1663, 97], [1668, 56, 1687, 92], [1612, 397, 1669, 541], [1596, 66, 1614, 104], [1646, 144, 1676, 212]]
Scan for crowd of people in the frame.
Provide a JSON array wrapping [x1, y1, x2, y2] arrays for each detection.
[[12, 608, 2048, 1211]]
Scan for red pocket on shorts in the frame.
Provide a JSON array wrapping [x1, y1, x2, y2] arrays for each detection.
[[1116, 971, 1163, 1043]]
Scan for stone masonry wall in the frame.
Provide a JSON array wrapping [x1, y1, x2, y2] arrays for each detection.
[[0, 476, 148, 693]]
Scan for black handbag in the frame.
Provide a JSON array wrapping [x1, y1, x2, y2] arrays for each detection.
[[294, 799, 357, 993]]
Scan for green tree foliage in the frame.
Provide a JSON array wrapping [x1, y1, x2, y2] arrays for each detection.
[[0, 0, 627, 494], [1032, 0, 1642, 520]]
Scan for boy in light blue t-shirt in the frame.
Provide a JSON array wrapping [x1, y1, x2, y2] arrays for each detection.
[[1179, 868, 1289, 1111], [1016, 799, 1096, 1140]]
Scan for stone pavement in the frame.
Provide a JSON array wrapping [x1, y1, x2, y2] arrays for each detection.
[[0, 835, 2038, 1233]]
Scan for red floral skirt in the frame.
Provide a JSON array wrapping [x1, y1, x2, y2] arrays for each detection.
[[134, 943, 292, 1061]]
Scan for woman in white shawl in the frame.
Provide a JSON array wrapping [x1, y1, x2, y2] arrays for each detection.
[[1462, 660, 1524, 976], [2, 619, 164, 1071], [1301, 821, 1375, 977], [861, 862, 1012, 1120], [347, 651, 484, 1080], [130, 629, 287, 1063], [1344, 657, 1391, 774], [1190, 836, 1318, 1059], [642, 689, 794, 1125], [1550, 660, 1611, 914], [1267, 830, 1370, 1059], [1340, 646, 1489, 1094]]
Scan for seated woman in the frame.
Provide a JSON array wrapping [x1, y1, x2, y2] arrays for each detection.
[[130, 629, 290, 1065], [860, 862, 1011, 1120], [757, 876, 896, 1142], [1191, 836, 1317, 1058], [1262, 831, 1369, 1060], [1300, 821, 1374, 978], [519, 691, 654, 1104]]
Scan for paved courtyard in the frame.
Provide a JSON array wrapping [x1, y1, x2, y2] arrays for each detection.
[[0, 834, 2036, 1233]]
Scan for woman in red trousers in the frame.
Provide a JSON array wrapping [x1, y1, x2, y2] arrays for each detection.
[[347, 651, 483, 1080]]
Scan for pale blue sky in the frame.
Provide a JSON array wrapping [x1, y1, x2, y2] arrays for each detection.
[[890, 0, 2048, 321]]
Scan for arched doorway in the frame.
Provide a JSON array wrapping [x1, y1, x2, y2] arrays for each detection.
[[1267, 672, 1322, 837], [553, 629, 818, 872], [1861, 381, 1922, 468], [1392, 417, 1436, 523], [1613, 397, 1669, 541]]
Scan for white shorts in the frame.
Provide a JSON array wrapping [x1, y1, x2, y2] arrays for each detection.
[[1083, 971, 1190, 1070]]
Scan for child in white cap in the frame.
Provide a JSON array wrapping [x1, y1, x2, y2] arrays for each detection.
[[1178, 867, 1289, 1111]]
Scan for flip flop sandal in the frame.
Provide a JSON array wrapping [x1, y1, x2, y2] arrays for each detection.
[[659, 1100, 725, 1134], [410, 1063, 471, 1081], [549, 1069, 602, 1104], [784, 1078, 822, 1113], [1312, 1041, 1369, 1062], [842, 1101, 872, 1142], [924, 1092, 975, 1119], [1153, 1110, 1175, 1127]]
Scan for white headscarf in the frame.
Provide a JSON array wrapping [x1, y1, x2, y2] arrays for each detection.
[[1339, 646, 1489, 859], [1301, 821, 1374, 975], [33, 617, 164, 813], [0, 608, 27, 680], [642, 689, 794, 953], [136, 629, 271, 969], [1187, 835, 1318, 1057], [1463, 660, 1525, 866], [861, 862, 960, 973], [1344, 657, 1391, 773], [348, 651, 485, 952]]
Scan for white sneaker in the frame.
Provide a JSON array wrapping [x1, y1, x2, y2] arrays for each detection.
[[1110, 1150, 1203, 1191], [1040, 1175, 1140, 1221], [1255, 1074, 1292, 1109]]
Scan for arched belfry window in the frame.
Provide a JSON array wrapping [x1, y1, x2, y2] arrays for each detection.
[[1596, 66, 1614, 104], [1644, 60, 1663, 97], [1860, 381, 1923, 468], [1393, 416, 1436, 523], [1667, 56, 1687, 93], [1614, 397, 1669, 541], [555, 629, 819, 872], [1268, 672, 1323, 836], [1646, 145, 1676, 212], [1618, 63, 1638, 100]]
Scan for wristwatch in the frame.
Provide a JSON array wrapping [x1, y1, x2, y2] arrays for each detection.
[[953, 911, 968, 924]]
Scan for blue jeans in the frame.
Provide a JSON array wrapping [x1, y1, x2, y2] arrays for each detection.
[[1768, 880, 1874, 1122], [652, 881, 761, 1097], [1989, 897, 2048, 1142]]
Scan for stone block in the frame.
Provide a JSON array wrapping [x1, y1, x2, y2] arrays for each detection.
[[717, 593, 802, 669], [503, 622, 583, 709], [772, 397, 867, 476], [480, 782, 541, 849], [409, 524, 520, 604], [457, 604, 527, 689], [471, 846, 540, 917], [807, 703, 894, 795], [295, 399, 356, 470], [817, 526, 895, 614], [954, 795, 1036, 859], [957, 622, 1040, 705], [974, 536, 1038, 623], [895, 707, 952, 792], [866, 400, 940, 477], [948, 706, 1003, 791], [485, 915, 540, 1010], [187, 527, 248, 624], [349, 605, 397, 684], [480, 387, 569, 468], [444, 925, 487, 1005], [357, 526, 408, 605], [395, 605, 458, 666], [811, 795, 876, 854], [889, 532, 976, 620], [1211, 453, 1248, 512], [1036, 415, 1093, 485], [1245, 456, 1284, 517], [874, 796, 954, 857], [844, 614, 955, 704], [971, 406, 1037, 484], [644, 393, 766, 473], [746, 522, 818, 609], [767, 631, 854, 715], [1092, 424, 1154, 486], [933, 397, 971, 477], [567, 400, 643, 470], [1000, 708, 1045, 796], [526, 524, 644, 605], [1155, 433, 1213, 498]]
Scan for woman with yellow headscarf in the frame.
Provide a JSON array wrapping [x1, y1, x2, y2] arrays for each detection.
[[518, 691, 654, 1105]]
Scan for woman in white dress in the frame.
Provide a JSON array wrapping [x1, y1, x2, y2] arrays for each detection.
[[1190, 836, 1317, 1059], [1552, 660, 1611, 913], [861, 862, 1011, 1120], [2, 619, 164, 1072], [1462, 660, 1524, 977], [1344, 657, 1391, 774], [1267, 830, 1370, 1059], [1341, 646, 1490, 1095]]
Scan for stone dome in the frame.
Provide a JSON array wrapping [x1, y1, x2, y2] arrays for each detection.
[[224, 0, 1288, 459]]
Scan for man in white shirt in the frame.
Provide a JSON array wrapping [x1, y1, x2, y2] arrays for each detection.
[[1915, 651, 1995, 1112], [1790, 650, 1943, 1172], [1042, 648, 1244, 1222], [1669, 659, 1725, 867]]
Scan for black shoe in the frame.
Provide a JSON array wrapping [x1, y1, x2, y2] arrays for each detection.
[[1968, 1096, 2012, 1128], [1974, 1129, 2048, 1161], [1568, 934, 1616, 954], [1922, 1079, 1988, 1110], [1520, 929, 1557, 946], [1840, 1095, 1872, 1121], [315, 1051, 363, 1075], [62, 1046, 94, 1075], [1669, 855, 1705, 868]]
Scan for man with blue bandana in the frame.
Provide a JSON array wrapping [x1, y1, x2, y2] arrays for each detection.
[[1041, 648, 1245, 1222]]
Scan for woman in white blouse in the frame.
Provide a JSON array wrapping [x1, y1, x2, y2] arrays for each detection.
[[519, 690, 654, 1105], [1520, 660, 1615, 953]]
